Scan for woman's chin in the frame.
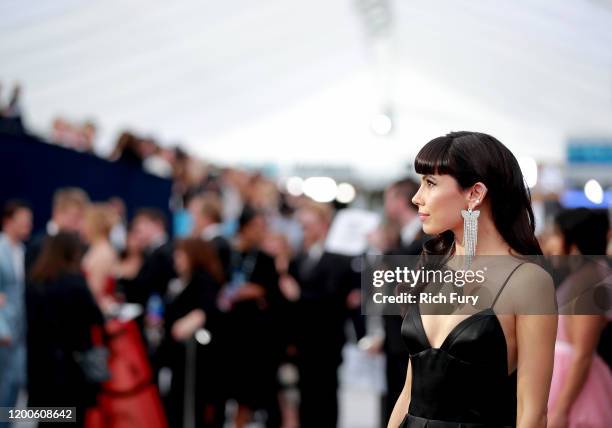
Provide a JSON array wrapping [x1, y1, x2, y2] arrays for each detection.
[[421, 222, 438, 236]]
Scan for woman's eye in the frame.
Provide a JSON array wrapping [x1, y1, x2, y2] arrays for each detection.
[[426, 179, 435, 187]]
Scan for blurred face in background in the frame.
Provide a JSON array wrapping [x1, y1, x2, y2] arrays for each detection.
[[107, 198, 126, 221], [541, 227, 565, 256], [125, 227, 146, 256], [131, 216, 165, 248], [173, 248, 190, 278], [187, 197, 206, 235], [241, 215, 267, 248], [53, 204, 86, 233], [298, 208, 328, 249], [384, 187, 404, 223], [4, 208, 33, 242]]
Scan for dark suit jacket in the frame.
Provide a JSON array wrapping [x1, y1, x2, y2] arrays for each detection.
[[210, 235, 231, 284], [25, 232, 48, 274], [384, 235, 428, 356], [288, 251, 359, 362]]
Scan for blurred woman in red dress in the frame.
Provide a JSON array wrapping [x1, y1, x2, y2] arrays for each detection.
[[82, 204, 167, 428]]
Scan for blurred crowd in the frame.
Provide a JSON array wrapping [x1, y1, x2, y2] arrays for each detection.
[[0, 174, 610, 428], [0, 84, 610, 427], [0, 178, 364, 428], [0, 82, 24, 135], [0, 83, 234, 198]]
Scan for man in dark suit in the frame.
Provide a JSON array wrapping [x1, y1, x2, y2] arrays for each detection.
[[118, 208, 175, 306], [380, 177, 427, 427], [279, 202, 358, 428]]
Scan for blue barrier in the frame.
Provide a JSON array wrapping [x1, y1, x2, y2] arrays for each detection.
[[0, 132, 172, 234]]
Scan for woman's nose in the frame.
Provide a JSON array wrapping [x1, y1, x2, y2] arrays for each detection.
[[412, 187, 423, 206]]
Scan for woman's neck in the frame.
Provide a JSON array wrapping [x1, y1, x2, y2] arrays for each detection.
[[91, 236, 110, 247]]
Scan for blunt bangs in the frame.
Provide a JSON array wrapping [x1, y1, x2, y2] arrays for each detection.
[[414, 135, 456, 176]]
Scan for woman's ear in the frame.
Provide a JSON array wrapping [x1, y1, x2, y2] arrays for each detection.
[[467, 182, 488, 209]]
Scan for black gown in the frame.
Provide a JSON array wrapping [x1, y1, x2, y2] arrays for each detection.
[[26, 272, 105, 427], [398, 264, 525, 428]]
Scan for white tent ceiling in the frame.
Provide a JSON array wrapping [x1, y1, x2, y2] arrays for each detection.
[[1, 0, 611, 180]]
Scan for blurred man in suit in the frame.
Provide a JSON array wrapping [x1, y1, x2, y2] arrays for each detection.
[[380, 177, 426, 427], [25, 187, 89, 272], [384, 178, 424, 255], [119, 208, 175, 305], [0, 200, 32, 421], [279, 202, 358, 428]]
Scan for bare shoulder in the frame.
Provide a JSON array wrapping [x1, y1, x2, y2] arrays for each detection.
[[503, 262, 556, 314], [86, 243, 118, 267]]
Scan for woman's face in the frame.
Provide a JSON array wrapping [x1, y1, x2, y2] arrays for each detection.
[[541, 227, 565, 256], [412, 174, 469, 235], [174, 249, 190, 277]]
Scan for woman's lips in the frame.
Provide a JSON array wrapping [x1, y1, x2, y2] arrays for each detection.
[[418, 213, 429, 221]]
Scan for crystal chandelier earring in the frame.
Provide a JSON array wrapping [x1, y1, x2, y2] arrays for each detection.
[[461, 199, 480, 269]]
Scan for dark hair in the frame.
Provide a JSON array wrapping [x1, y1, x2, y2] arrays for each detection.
[[134, 208, 167, 229], [389, 177, 420, 212], [2, 199, 31, 222], [414, 131, 542, 256], [175, 238, 225, 284], [555, 208, 610, 255], [238, 205, 262, 231], [29, 232, 83, 283]]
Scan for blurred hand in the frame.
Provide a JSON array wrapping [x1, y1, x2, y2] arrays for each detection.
[[172, 309, 206, 342], [358, 335, 384, 356], [217, 293, 233, 312], [346, 288, 361, 309], [232, 283, 266, 302], [99, 295, 117, 315], [279, 274, 300, 302]]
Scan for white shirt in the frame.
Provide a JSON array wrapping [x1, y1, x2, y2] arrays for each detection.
[[46, 221, 60, 236], [12, 244, 24, 285], [201, 223, 223, 241], [306, 240, 325, 264]]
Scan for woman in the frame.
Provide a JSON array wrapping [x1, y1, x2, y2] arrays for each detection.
[[220, 206, 283, 428], [388, 132, 557, 428], [81, 204, 167, 428], [27, 232, 104, 427], [546, 208, 612, 427], [158, 237, 224, 428], [82, 204, 118, 309]]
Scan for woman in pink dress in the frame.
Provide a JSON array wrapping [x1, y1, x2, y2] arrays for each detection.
[[546, 208, 612, 428]]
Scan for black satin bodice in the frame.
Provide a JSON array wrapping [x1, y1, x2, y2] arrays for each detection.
[[399, 302, 517, 427]]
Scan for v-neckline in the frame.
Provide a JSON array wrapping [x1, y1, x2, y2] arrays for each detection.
[[413, 302, 496, 351]]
